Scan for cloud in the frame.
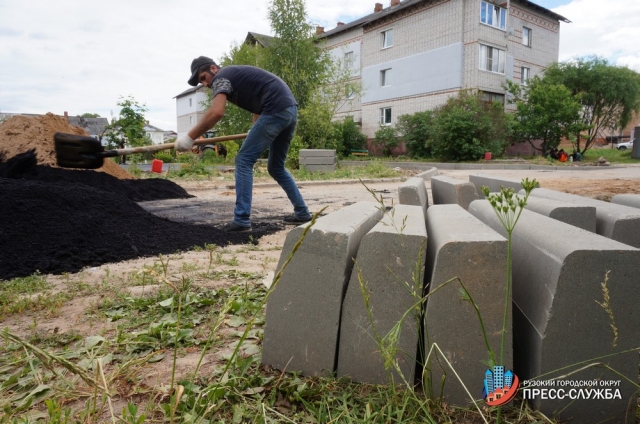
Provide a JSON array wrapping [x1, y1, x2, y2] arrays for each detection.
[[554, 0, 640, 71], [0, 26, 21, 37]]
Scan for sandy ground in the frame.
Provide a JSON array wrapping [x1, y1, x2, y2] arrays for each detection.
[[438, 165, 640, 201], [4, 165, 639, 393]]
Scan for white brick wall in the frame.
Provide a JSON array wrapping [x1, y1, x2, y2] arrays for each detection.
[[321, 0, 562, 137]]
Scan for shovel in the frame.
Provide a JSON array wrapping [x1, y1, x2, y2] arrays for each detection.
[[54, 132, 248, 169]]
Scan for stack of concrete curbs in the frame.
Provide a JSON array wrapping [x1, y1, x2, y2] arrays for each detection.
[[337, 204, 427, 385], [468, 174, 598, 232], [262, 201, 383, 376], [611, 193, 640, 209], [263, 173, 640, 423], [469, 199, 640, 423], [398, 177, 429, 217], [521, 196, 596, 232], [469, 174, 540, 198], [524, 187, 640, 247], [430, 175, 479, 210], [424, 204, 509, 405]]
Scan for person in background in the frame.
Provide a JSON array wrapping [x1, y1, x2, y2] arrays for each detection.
[[571, 149, 582, 162], [119, 138, 126, 164], [174, 56, 312, 232], [558, 149, 569, 162]]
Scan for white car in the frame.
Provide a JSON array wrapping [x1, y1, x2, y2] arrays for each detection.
[[617, 140, 634, 150]]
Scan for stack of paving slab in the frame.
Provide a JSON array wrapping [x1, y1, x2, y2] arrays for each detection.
[[262, 174, 639, 423], [299, 149, 336, 172]]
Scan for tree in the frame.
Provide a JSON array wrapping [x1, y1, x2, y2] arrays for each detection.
[[267, 0, 332, 109], [104, 96, 149, 148], [80, 113, 101, 118], [208, 0, 359, 150], [506, 77, 586, 156], [543, 56, 640, 153]]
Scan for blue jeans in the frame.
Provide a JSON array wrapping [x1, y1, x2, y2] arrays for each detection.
[[233, 105, 310, 227]]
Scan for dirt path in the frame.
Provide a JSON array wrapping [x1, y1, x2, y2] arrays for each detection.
[[438, 165, 640, 201]]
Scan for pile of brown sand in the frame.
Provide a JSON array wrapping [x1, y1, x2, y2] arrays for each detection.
[[0, 113, 132, 179]]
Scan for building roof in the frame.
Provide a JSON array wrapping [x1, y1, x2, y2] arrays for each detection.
[[67, 116, 110, 136], [245, 32, 275, 47], [144, 122, 164, 132], [174, 85, 208, 98], [317, 0, 569, 39]]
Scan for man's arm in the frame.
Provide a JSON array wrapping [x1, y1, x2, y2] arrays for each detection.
[[252, 113, 260, 124], [175, 93, 227, 151], [188, 93, 227, 139]]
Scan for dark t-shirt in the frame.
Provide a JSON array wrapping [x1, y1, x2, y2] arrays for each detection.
[[209, 66, 297, 115]]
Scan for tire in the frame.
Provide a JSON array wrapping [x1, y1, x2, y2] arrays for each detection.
[[618, 146, 627, 150]]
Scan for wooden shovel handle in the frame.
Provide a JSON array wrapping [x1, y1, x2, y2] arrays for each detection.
[[112, 133, 248, 156]]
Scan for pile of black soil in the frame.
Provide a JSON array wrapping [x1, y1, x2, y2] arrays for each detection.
[[0, 150, 193, 202], [0, 152, 283, 280]]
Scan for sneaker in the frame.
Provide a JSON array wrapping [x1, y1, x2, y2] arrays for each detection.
[[221, 222, 252, 233], [283, 215, 313, 224]]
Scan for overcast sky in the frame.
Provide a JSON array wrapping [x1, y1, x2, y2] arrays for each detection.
[[0, 0, 638, 132]]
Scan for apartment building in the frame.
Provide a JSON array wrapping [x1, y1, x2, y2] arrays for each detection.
[[174, 86, 209, 137], [317, 0, 569, 137]]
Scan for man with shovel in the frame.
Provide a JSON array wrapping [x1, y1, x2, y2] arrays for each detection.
[[175, 56, 312, 232]]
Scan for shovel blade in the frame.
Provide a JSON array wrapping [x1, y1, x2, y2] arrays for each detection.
[[54, 133, 105, 169]]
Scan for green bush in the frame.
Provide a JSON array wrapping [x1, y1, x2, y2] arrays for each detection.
[[373, 126, 400, 156], [397, 110, 434, 158], [286, 135, 307, 169], [332, 116, 367, 157], [127, 163, 142, 177], [297, 99, 336, 150], [177, 153, 198, 163], [153, 151, 175, 163], [200, 149, 222, 164], [223, 140, 240, 163], [431, 91, 509, 162], [168, 154, 213, 177]]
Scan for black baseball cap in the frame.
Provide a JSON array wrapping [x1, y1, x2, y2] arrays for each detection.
[[188, 56, 217, 86]]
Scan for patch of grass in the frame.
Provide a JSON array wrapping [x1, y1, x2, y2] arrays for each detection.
[[286, 160, 404, 181], [0, 274, 74, 319], [582, 146, 637, 164]]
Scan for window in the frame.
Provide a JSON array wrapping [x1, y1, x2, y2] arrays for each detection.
[[189, 116, 193, 125], [522, 27, 532, 47], [344, 51, 355, 69], [189, 98, 192, 107], [380, 107, 392, 126], [521, 67, 531, 85], [479, 44, 506, 74], [482, 91, 505, 104], [380, 68, 391, 86], [381, 29, 393, 48], [480, 1, 506, 30]]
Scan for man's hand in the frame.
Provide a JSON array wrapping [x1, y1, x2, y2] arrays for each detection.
[[175, 135, 194, 152]]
